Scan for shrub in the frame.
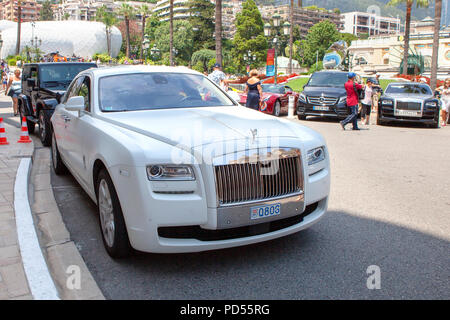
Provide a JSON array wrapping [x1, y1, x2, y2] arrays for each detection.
[[8, 58, 17, 67]]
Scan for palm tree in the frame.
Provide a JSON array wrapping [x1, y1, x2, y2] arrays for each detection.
[[298, 0, 302, 7], [215, 0, 222, 67], [289, 0, 294, 74], [430, 0, 442, 91], [96, 5, 117, 57], [169, 0, 174, 66], [388, 0, 430, 75], [16, 1, 22, 55], [118, 3, 135, 58], [139, 4, 151, 61]]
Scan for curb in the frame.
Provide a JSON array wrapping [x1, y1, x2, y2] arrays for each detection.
[[29, 146, 105, 300], [14, 157, 59, 300]]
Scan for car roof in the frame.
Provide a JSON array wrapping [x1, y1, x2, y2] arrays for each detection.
[[387, 82, 430, 87], [23, 62, 97, 68], [80, 65, 202, 78]]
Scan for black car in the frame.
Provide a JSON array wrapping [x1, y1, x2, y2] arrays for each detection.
[[377, 82, 440, 128], [297, 71, 361, 120], [18, 62, 97, 145]]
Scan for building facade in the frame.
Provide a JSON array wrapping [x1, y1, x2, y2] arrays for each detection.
[[54, 0, 117, 21], [0, 0, 41, 22], [348, 28, 450, 75], [259, 5, 343, 36], [342, 11, 401, 36]]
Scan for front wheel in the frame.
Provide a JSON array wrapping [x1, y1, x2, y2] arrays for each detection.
[[272, 100, 281, 117], [39, 110, 51, 146], [297, 114, 307, 120], [96, 169, 131, 258]]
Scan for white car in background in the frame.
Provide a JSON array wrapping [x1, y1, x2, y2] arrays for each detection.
[[50, 66, 330, 258]]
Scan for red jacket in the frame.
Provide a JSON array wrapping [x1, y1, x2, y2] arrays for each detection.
[[345, 80, 362, 107]]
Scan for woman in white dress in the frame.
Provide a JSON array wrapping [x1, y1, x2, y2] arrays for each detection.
[[437, 78, 450, 127]]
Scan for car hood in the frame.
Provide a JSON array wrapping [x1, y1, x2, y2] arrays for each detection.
[[303, 86, 346, 97], [98, 106, 317, 150], [382, 93, 434, 100]]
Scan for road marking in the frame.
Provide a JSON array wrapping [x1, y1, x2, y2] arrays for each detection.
[[14, 158, 60, 300]]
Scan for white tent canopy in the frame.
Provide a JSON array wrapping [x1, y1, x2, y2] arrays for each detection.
[[0, 20, 122, 59]]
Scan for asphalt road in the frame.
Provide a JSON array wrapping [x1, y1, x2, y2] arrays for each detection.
[[50, 116, 450, 300]]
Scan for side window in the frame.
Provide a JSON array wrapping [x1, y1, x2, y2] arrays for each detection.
[[64, 77, 83, 104], [22, 67, 30, 81], [78, 77, 91, 112]]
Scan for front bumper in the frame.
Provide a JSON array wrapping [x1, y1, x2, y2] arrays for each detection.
[[297, 100, 349, 119], [109, 159, 330, 253], [378, 102, 439, 125]]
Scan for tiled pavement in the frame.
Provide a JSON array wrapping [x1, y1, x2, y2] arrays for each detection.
[[0, 94, 34, 300]]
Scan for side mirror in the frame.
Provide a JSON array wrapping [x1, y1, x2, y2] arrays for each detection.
[[65, 96, 85, 113], [27, 78, 36, 87], [286, 91, 293, 95]]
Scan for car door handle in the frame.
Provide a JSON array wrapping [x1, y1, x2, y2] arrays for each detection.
[[62, 115, 71, 122]]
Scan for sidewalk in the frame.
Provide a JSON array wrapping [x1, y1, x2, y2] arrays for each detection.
[[0, 95, 34, 299]]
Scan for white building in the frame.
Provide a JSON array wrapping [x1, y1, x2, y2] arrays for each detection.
[[55, 0, 118, 21], [342, 11, 401, 36], [0, 20, 122, 59]]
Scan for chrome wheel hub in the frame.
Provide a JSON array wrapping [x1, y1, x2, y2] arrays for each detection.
[[98, 179, 115, 247]]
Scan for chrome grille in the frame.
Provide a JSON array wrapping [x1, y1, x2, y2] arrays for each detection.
[[307, 96, 338, 106], [214, 154, 303, 206], [396, 101, 422, 110]]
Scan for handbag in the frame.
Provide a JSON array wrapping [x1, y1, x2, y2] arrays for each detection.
[[353, 82, 365, 101]]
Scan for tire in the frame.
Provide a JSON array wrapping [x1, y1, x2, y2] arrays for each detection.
[[39, 110, 51, 146], [96, 169, 131, 258], [19, 105, 35, 134], [429, 120, 439, 129], [297, 114, 307, 120], [51, 131, 67, 175], [272, 100, 281, 117]]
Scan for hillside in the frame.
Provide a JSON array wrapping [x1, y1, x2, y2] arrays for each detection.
[[256, 0, 435, 21]]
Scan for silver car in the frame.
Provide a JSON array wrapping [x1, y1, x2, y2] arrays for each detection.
[[377, 82, 440, 128]]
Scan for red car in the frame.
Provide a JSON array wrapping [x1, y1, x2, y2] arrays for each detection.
[[239, 84, 299, 117]]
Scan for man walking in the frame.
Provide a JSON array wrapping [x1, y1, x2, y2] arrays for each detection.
[[340, 72, 362, 131]]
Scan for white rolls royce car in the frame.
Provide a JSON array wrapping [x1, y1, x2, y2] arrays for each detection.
[[50, 66, 330, 258]]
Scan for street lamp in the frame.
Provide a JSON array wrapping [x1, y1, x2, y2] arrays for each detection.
[[264, 14, 290, 84], [150, 44, 160, 61], [142, 38, 150, 62], [243, 50, 257, 71], [30, 36, 42, 62]]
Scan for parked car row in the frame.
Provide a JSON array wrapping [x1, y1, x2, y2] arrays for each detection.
[[236, 70, 444, 128]]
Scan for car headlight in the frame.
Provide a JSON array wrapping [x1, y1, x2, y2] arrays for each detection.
[[425, 101, 437, 107], [382, 100, 393, 106], [338, 96, 347, 104], [299, 93, 306, 102], [146, 165, 195, 181], [307, 147, 325, 166]]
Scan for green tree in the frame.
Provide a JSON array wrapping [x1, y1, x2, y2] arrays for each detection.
[[154, 20, 194, 65], [117, 3, 136, 58], [340, 32, 358, 46], [388, 0, 430, 75], [191, 49, 215, 72], [139, 4, 152, 60], [215, 0, 223, 67], [96, 5, 118, 56], [430, 0, 442, 90], [39, 0, 54, 21], [300, 20, 340, 67], [144, 12, 161, 42], [232, 0, 267, 73], [187, 0, 215, 51]]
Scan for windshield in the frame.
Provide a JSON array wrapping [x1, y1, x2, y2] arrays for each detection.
[[99, 73, 236, 112], [308, 72, 348, 87], [261, 84, 285, 94], [385, 84, 432, 95], [40, 64, 96, 90]]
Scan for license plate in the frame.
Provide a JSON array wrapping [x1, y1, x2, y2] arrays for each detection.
[[250, 203, 281, 220], [313, 106, 329, 111], [395, 110, 422, 117]]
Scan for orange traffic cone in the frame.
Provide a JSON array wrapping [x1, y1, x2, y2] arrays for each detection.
[[0, 117, 9, 145], [17, 116, 32, 143]]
